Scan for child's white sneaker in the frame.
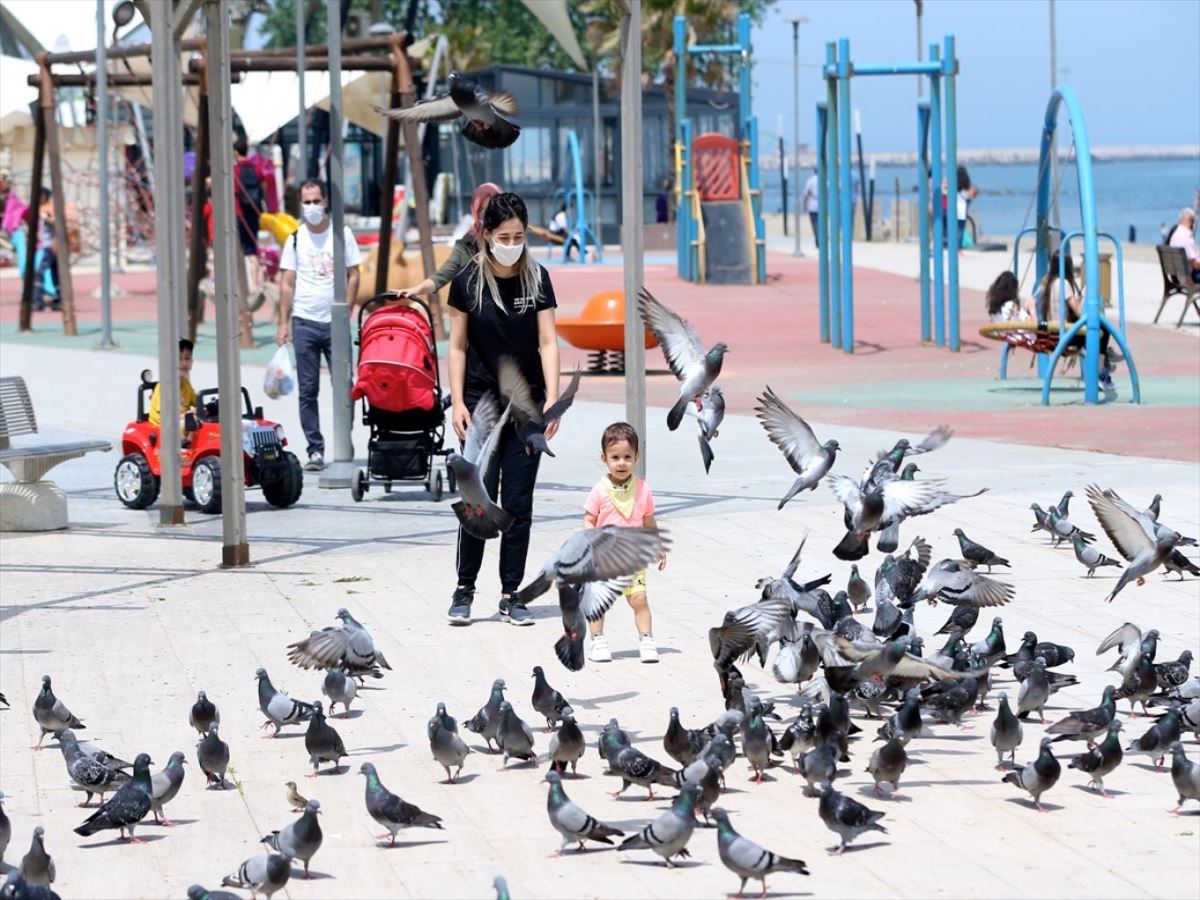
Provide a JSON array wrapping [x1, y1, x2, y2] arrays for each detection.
[[589, 633, 612, 663], [638, 634, 659, 663]]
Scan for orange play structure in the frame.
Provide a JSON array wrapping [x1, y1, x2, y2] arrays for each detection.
[[556, 290, 658, 374]]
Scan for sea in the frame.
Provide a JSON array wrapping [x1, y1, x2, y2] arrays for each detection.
[[763, 157, 1200, 245]]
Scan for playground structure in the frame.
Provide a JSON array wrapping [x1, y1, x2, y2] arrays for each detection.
[[556, 290, 658, 374], [673, 12, 766, 286], [817, 35, 961, 354], [549, 129, 602, 264], [978, 86, 1140, 406]]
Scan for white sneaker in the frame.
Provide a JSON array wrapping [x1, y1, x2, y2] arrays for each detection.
[[589, 633, 612, 663], [638, 634, 659, 664]]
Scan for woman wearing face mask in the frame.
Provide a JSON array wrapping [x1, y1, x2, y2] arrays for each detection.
[[445, 191, 560, 627], [398, 182, 502, 300]]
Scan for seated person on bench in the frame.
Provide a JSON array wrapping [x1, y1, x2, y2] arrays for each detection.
[[1035, 252, 1116, 395], [1168, 207, 1200, 283], [149, 338, 198, 428], [985, 270, 1034, 322]]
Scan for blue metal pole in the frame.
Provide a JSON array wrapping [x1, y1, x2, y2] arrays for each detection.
[[682, 119, 695, 281], [837, 37, 854, 353], [674, 15, 688, 280], [817, 103, 830, 343], [929, 44, 944, 347], [825, 43, 841, 350], [944, 36, 960, 351], [917, 102, 931, 342], [833, 62, 945, 76]]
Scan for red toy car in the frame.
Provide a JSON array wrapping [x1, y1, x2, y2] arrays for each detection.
[[114, 371, 303, 514]]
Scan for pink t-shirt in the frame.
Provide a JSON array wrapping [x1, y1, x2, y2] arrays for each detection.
[[584, 478, 655, 528]]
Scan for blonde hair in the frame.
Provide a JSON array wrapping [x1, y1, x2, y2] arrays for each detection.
[[468, 191, 543, 314]]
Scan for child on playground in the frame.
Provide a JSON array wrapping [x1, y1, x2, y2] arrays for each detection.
[[148, 338, 197, 429], [985, 270, 1034, 322], [584, 422, 667, 664]]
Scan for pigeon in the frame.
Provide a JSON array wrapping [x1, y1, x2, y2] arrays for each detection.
[[288, 609, 392, 680], [321, 668, 358, 717], [187, 885, 244, 900], [912, 559, 1014, 608], [359, 763, 443, 846], [1125, 706, 1182, 768], [919, 675, 980, 727], [1087, 484, 1188, 601], [818, 785, 887, 854], [1068, 721, 1124, 797], [598, 718, 633, 772], [778, 707, 818, 773], [866, 738, 908, 798], [493, 876, 511, 900], [953, 528, 1010, 571], [1053, 489, 1074, 518], [829, 464, 946, 561], [755, 536, 835, 620], [1046, 507, 1095, 546], [755, 386, 840, 505], [261, 799, 322, 878], [877, 538, 932, 605], [663, 707, 707, 767], [1071, 534, 1122, 577], [73, 752, 154, 842], [256, 668, 315, 738], [374, 72, 520, 150], [1017, 658, 1052, 723], [517, 525, 669, 604], [1005, 631, 1076, 671], [1163, 548, 1200, 579], [197, 724, 231, 789], [618, 783, 701, 866], [448, 393, 515, 539], [18, 827, 54, 886], [496, 701, 536, 768], [692, 385, 725, 472], [609, 745, 677, 799], [1116, 656, 1159, 717], [1047, 686, 1118, 743], [1002, 736, 1062, 811], [544, 770, 624, 854], [149, 750, 186, 826], [465, 679, 507, 752], [847, 564, 871, 612], [0, 692, 6, 707], [548, 715, 586, 776], [497, 356, 582, 457], [1, 872, 61, 900], [189, 691, 219, 736], [822, 636, 966, 693], [554, 579, 629, 672], [1096, 623, 1158, 679], [709, 597, 793, 672], [0, 790, 9, 872], [969, 616, 1007, 664], [220, 851, 292, 900], [638, 287, 729, 431], [773, 627, 821, 688], [428, 703, 470, 783], [872, 427, 954, 469], [531, 666, 573, 730], [1154, 651, 1194, 692], [742, 709, 775, 783], [1169, 742, 1200, 814], [304, 701, 346, 776], [711, 807, 808, 896], [876, 688, 923, 745], [31, 676, 84, 748], [58, 729, 129, 807], [285, 782, 308, 812], [798, 742, 840, 795], [990, 691, 1024, 769]]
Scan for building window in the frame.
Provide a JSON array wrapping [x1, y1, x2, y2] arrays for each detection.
[[506, 125, 552, 186]]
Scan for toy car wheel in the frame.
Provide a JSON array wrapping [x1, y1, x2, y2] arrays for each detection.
[[351, 467, 367, 502], [445, 466, 457, 494], [382, 480, 393, 494], [263, 452, 303, 508], [192, 455, 222, 514], [114, 452, 159, 509], [431, 471, 443, 502]]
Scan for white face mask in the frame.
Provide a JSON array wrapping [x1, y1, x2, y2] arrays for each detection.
[[490, 241, 524, 267], [302, 203, 325, 226]]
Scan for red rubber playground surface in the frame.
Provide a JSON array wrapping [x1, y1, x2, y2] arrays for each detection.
[[2, 251, 1197, 462]]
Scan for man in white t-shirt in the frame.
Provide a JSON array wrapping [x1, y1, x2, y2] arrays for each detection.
[[277, 179, 362, 471], [1168, 207, 1200, 284]]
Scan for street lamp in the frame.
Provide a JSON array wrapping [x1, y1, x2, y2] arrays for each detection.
[[914, 0, 924, 98], [789, 15, 808, 257]]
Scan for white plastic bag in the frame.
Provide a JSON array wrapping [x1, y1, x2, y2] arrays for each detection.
[[263, 344, 295, 399]]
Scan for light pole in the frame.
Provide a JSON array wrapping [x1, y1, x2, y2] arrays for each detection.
[[915, 0, 924, 98], [1049, 0, 1059, 226], [790, 15, 808, 256]]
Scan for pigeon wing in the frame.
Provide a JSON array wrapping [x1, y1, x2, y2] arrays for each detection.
[[755, 387, 822, 473], [288, 626, 352, 670], [1086, 484, 1155, 561], [462, 393, 500, 462], [373, 94, 462, 123], [497, 356, 543, 426], [1096, 622, 1141, 656], [829, 475, 864, 521], [637, 288, 706, 381], [578, 578, 632, 622], [543, 367, 583, 423], [475, 401, 513, 474], [570, 526, 667, 582]]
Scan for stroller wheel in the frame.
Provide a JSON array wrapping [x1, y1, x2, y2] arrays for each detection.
[[382, 480, 393, 494], [431, 471, 443, 502], [351, 467, 368, 502], [445, 466, 457, 495]]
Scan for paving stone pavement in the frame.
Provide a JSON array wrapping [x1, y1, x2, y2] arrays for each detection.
[[0, 343, 1198, 899]]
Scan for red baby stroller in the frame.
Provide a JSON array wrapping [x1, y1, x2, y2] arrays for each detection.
[[350, 294, 454, 501]]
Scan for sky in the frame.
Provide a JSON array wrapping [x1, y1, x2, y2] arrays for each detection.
[[750, 0, 1200, 152], [6, 0, 1200, 154]]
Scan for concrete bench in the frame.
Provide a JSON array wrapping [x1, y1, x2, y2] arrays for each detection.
[[0, 376, 111, 531]]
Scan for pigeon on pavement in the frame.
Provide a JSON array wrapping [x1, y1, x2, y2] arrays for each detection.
[[373, 72, 520, 149], [712, 807, 808, 896], [448, 393, 515, 539], [609, 746, 677, 800], [663, 707, 707, 767], [876, 688, 923, 745], [691, 385, 725, 473], [261, 799, 323, 878], [1017, 659, 1052, 723], [990, 691, 1024, 769], [304, 701, 346, 776], [1068, 721, 1124, 798], [73, 752, 154, 842], [1047, 686, 1118, 743], [1116, 656, 1159, 717], [359, 763, 443, 846], [189, 691, 219, 736], [517, 526, 669, 604], [187, 887, 241, 900], [149, 750, 187, 826], [531, 666, 573, 730], [598, 718, 633, 773], [1169, 742, 1200, 814], [953, 528, 1010, 572], [544, 770, 624, 854], [18, 826, 54, 886], [1071, 534, 1122, 577], [465, 679, 508, 752], [428, 703, 470, 783], [638, 287, 729, 431], [818, 785, 887, 854], [497, 356, 581, 457], [847, 564, 871, 613], [256, 668, 315, 738], [754, 386, 840, 506], [1, 871, 60, 900], [220, 851, 292, 900], [495, 701, 536, 768], [1125, 706, 1183, 768], [1154, 652, 1194, 691], [1163, 548, 1200, 579], [32, 676, 85, 748], [1086, 484, 1188, 601], [288, 608, 392, 680], [548, 715, 586, 776], [1003, 736, 1062, 811], [197, 724, 231, 789], [1046, 507, 1095, 546], [866, 738, 908, 798], [321, 668, 358, 717], [58, 730, 129, 807], [618, 783, 701, 866]]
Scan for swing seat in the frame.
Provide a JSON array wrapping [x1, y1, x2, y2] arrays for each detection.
[[978, 320, 1084, 356]]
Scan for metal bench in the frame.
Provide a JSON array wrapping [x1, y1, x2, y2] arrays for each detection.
[[1155, 245, 1200, 327], [0, 376, 111, 531]]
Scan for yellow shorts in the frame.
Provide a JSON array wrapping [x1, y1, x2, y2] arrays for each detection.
[[624, 570, 647, 597]]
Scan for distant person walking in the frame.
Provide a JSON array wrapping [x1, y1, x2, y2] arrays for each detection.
[[276, 178, 363, 471], [802, 168, 819, 247], [957, 165, 979, 248], [1168, 207, 1200, 283]]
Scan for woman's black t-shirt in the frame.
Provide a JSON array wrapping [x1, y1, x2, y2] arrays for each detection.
[[447, 263, 557, 408]]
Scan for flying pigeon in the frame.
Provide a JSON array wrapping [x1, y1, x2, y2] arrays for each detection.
[[374, 72, 520, 149], [911, 559, 1014, 608], [637, 287, 728, 431], [690, 385, 725, 473], [1096, 622, 1158, 679], [1087, 484, 1189, 601], [448, 393, 515, 539], [497, 356, 581, 457], [755, 386, 839, 505], [555, 579, 630, 672], [517, 526, 668, 604], [288, 608, 392, 680]]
